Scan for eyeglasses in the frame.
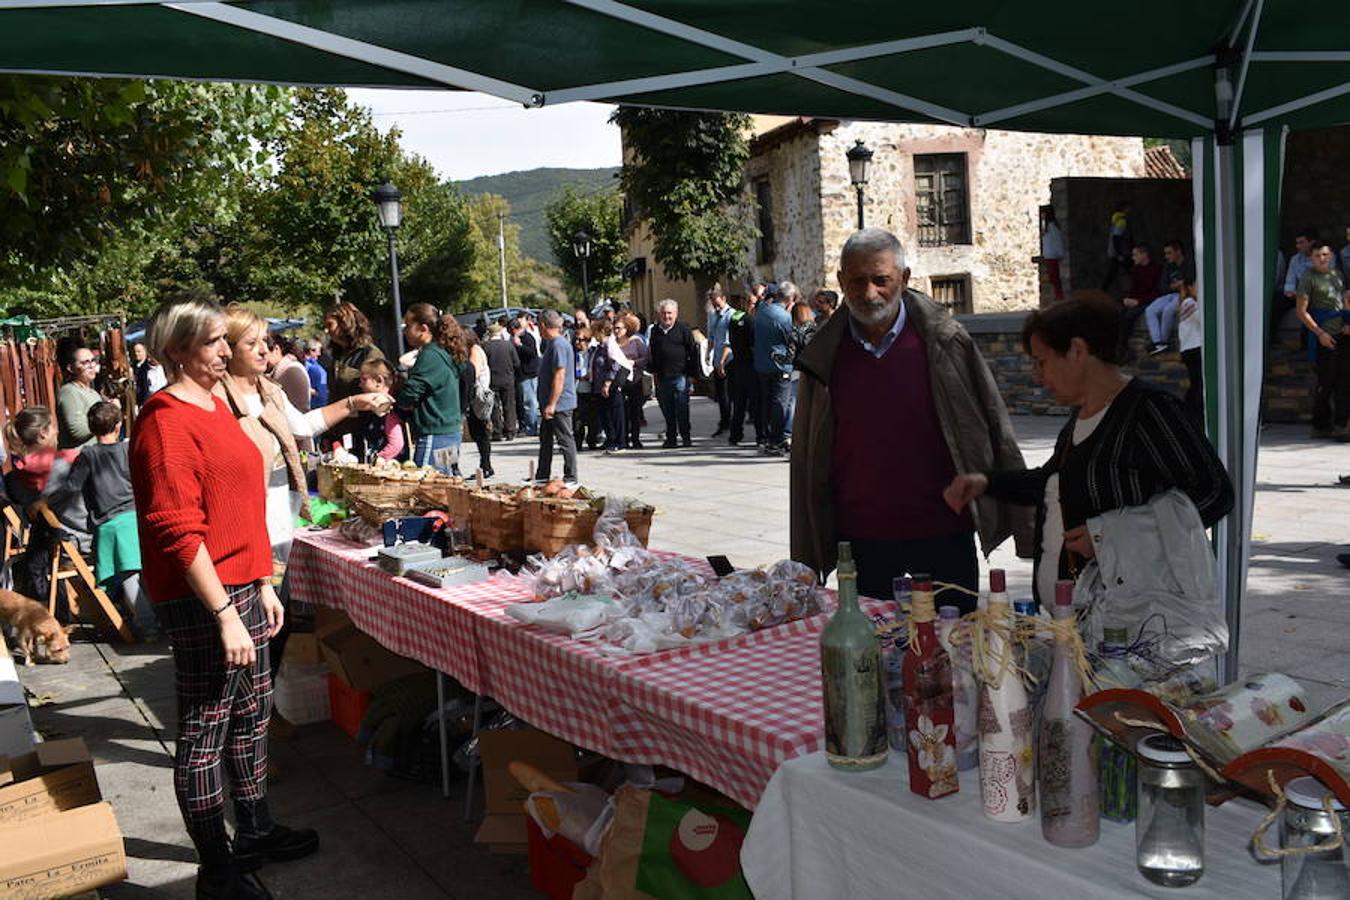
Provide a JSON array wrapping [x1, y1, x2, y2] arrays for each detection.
[[77, 359, 100, 367]]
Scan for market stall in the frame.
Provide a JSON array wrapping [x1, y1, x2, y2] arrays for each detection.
[[285, 459, 1347, 899], [287, 527, 844, 810]]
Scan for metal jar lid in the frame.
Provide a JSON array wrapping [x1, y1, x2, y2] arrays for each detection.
[[1137, 734, 1193, 766], [1284, 776, 1346, 812]]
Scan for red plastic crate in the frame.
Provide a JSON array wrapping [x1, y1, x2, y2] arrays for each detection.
[[526, 816, 593, 899], [327, 673, 371, 740]]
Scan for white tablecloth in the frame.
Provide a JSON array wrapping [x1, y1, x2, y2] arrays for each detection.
[[742, 752, 1279, 900]]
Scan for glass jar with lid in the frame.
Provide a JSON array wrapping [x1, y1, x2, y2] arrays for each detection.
[[1279, 776, 1348, 900], [1135, 733, 1206, 887]]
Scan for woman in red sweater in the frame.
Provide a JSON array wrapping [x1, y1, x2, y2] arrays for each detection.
[[131, 292, 318, 900]]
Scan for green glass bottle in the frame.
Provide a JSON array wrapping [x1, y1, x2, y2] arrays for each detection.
[[821, 542, 888, 771]]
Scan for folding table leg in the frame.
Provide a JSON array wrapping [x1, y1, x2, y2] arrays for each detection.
[[437, 671, 450, 799], [463, 692, 484, 822]]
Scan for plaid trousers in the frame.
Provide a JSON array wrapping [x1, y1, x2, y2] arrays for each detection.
[[156, 583, 273, 845]]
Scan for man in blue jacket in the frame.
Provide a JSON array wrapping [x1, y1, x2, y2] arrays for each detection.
[[754, 282, 795, 457]]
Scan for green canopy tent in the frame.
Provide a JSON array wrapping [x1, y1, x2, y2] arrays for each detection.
[[5, 0, 1350, 681]]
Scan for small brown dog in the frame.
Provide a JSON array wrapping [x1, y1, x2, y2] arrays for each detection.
[[0, 589, 71, 665]]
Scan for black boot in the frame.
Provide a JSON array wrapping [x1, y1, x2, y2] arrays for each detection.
[[233, 797, 320, 872], [193, 828, 267, 900]]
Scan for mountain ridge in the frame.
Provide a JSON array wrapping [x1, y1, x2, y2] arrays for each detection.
[[457, 166, 620, 265]]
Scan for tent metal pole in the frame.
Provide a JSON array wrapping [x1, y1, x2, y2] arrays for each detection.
[[166, 2, 544, 105], [1246, 81, 1350, 125], [975, 56, 1212, 126], [1212, 112, 1243, 688], [1228, 0, 1265, 131]]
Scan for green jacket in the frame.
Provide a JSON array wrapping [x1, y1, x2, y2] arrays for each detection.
[[396, 343, 462, 436]]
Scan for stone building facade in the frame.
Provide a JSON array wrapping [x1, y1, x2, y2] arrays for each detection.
[[744, 119, 1145, 312]]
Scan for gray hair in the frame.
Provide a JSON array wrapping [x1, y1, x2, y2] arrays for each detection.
[[146, 292, 224, 376], [657, 298, 679, 314], [540, 309, 564, 329], [705, 283, 724, 301], [306, 339, 322, 355], [777, 281, 801, 304], [840, 228, 907, 270]]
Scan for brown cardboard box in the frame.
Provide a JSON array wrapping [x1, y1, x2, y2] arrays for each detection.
[[319, 624, 424, 692], [313, 606, 353, 637], [0, 738, 101, 825], [0, 801, 126, 897], [475, 729, 578, 855], [0, 651, 36, 759], [282, 631, 324, 666]]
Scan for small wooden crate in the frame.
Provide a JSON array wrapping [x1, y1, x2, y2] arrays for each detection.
[[344, 483, 431, 526], [523, 498, 601, 556], [623, 503, 655, 547], [468, 487, 526, 553]]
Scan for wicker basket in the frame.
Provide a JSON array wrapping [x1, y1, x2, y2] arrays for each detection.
[[523, 497, 601, 556], [623, 503, 655, 547], [344, 483, 432, 525], [317, 463, 347, 501], [468, 487, 526, 553]]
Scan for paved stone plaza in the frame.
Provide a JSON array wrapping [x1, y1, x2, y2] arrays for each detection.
[[18, 397, 1349, 898]]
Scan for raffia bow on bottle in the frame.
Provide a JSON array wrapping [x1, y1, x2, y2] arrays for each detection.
[[940, 597, 1095, 696], [1250, 770, 1345, 860]]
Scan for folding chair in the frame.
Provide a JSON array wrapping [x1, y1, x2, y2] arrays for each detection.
[[36, 503, 134, 641]]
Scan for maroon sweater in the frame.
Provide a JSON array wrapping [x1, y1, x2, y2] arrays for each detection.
[[830, 322, 973, 541], [130, 392, 272, 603]]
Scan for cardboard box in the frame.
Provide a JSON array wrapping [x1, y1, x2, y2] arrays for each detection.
[[313, 606, 353, 637], [475, 729, 578, 855], [0, 652, 36, 759], [282, 631, 324, 666], [318, 624, 423, 693], [0, 801, 126, 897], [0, 738, 102, 825]]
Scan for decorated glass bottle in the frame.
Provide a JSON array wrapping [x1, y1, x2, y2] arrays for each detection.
[[902, 575, 959, 799], [1038, 580, 1101, 847], [978, 569, 1036, 822], [820, 542, 888, 771], [937, 605, 979, 771]]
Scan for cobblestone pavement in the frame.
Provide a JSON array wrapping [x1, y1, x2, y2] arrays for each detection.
[[16, 399, 1348, 898]]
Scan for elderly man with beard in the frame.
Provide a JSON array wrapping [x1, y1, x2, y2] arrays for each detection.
[[790, 229, 1032, 612]]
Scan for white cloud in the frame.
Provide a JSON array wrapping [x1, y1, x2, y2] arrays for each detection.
[[347, 88, 622, 183]]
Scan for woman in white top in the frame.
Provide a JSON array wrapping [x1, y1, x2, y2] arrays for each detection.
[[219, 305, 389, 558]]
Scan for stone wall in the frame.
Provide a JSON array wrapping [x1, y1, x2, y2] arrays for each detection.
[[745, 126, 826, 290], [1049, 177, 1194, 300], [959, 310, 1315, 422], [1280, 126, 1350, 248], [751, 122, 1145, 311]]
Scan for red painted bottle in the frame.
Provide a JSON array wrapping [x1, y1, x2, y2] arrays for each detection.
[[902, 574, 959, 799]]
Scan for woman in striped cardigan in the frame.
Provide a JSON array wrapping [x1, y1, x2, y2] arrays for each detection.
[[944, 296, 1233, 607]]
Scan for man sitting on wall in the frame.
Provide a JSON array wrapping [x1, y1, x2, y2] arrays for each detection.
[[1118, 243, 1162, 360], [1144, 239, 1197, 356]]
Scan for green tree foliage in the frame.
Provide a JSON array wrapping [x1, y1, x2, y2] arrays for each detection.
[[610, 107, 755, 288], [0, 81, 488, 328], [544, 184, 625, 300], [0, 76, 289, 282]]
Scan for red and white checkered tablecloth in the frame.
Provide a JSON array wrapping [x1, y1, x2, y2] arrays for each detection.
[[288, 529, 897, 809], [608, 596, 898, 809], [287, 529, 530, 693]]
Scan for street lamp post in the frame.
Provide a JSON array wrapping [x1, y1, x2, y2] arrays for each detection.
[[572, 229, 593, 308], [371, 180, 406, 356], [846, 139, 874, 230]]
